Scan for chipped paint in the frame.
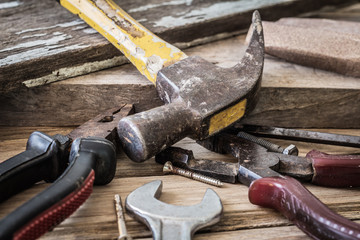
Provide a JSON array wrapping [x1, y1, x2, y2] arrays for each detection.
[[21, 33, 47, 39], [16, 20, 84, 35], [60, 0, 187, 83], [0, 33, 90, 67], [0, 1, 22, 9], [208, 99, 247, 135], [128, 0, 193, 13], [22, 55, 128, 87], [154, 0, 293, 28]]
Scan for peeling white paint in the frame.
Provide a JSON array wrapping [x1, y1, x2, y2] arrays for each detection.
[[82, 28, 98, 34], [129, 0, 193, 13], [154, 0, 293, 28], [21, 33, 47, 39], [23, 55, 128, 87], [0, 1, 22, 9], [16, 20, 84, 35], [0, 33, 90, 67], [0, 34, 69, 53]]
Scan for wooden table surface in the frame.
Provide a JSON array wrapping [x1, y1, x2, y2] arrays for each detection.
[[0, 127, 359, 239], [1, 1, 360, 239]]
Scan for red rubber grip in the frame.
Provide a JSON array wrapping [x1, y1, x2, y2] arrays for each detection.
[[307, 150, 360, 187], [249, 176, 360, 240], [14, 170, 95, 240]]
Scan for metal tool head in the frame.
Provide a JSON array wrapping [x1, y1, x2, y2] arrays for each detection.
[[156, 147, 239, 184], [125, 180, 222, 240], [70, 137, 116, 185], [69, 104, 134, 148], [198, 133, 313, 186], [118, 11, 265, 162]]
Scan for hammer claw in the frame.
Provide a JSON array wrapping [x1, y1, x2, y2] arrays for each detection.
[[118, 11, 265, 162]]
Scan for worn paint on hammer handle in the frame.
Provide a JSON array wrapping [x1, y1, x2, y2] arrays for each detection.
[[59, 0, 187, 83]]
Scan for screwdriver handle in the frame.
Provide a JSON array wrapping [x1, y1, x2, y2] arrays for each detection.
[[249, 176, 360, 240], [306, 150, 360, 187], [58, 0, 187, 83]]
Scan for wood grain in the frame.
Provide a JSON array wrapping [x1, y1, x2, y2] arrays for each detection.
[[0, 127, 359, 239], [0, 0, 351, 93], [1, 35, 359, 128]]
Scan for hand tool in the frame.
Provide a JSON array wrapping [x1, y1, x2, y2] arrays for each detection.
[[114, 194, 132, 240], [0, 104, 133, 240], [237, 131, 299, 155], [156, 133, 360, 240], [57, 0, 265, 162], [237, 124, 360, 149], [259, 18, 360, 77], [163, 161, 223, 187], [125, 180, 222, 240]]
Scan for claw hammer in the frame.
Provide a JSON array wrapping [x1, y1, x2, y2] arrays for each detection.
[[57, 0, 265, 162]]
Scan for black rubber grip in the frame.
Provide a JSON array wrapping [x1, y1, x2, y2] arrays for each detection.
[[0, 132, 67, 203], [0, 137, 116, 240]]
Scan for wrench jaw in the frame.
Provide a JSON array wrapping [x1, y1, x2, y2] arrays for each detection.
[[125, 180, 223, 240]]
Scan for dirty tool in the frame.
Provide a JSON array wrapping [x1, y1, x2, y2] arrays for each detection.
[[125, 180, 222, 240], [157, 133, 360, 239], [114, 194, 132, 240], [58, 0, 265, 162], [163, 161, 223, 187], [237, 124, 360, 149], [0, 105, 133, 240]]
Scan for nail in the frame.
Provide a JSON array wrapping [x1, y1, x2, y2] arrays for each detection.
[[114, 194, 132, 240], [163, 161, 224, 187]]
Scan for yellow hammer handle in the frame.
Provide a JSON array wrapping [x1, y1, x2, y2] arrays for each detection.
[[60, 0, 187, 84]]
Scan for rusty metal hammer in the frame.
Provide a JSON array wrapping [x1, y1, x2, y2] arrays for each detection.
[[58, 1, 265, 162], [125, 180, 222, 240]]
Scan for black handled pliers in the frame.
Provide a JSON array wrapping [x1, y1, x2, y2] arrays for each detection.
[[0, 105, 133, 240]]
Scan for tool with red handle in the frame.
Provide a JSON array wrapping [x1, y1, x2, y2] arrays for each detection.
[[0, 105, 133, 240], [156, 132, 360, 240]]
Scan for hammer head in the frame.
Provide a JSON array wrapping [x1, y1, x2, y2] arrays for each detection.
[[125, 180, 222, 240], [118, 11, 264, 162]]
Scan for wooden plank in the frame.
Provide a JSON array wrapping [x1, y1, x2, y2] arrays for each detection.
[[0, 0, 351, 93], [1, 127, 360, 239], [1, 34, 359, 128]]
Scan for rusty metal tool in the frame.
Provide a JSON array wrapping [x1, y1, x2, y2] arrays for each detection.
[[156, 133, 360, 239], [125, 180, 222, 240], [163, 161, 223, 187], [114, 194, 132, 240], [57, 0, 264, 162], [237, 124, 360, 149], [0, 104, 133, 240]]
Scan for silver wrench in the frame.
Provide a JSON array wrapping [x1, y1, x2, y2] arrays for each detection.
[[125, 180, 222, 240]]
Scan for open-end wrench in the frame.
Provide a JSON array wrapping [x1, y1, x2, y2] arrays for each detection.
[[125, 180, 222, 240], [156, 133, 360, 239]]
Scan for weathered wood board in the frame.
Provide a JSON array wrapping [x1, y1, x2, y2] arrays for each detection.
[[1, 126, 359, 239], [1, 34, 359, 128], [0, 0, 353, 93]]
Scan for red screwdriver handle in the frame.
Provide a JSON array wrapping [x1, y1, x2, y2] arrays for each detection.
[[249, 176, 360, 240], [307, 150, 360, 187]]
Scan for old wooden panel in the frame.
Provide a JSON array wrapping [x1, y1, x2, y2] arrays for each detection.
[[1, 35, 359, 128], [0, 0, 351, 93], [1, 127, 360, 239]]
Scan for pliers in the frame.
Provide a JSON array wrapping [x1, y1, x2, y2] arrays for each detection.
[[0, 105, 133, 240], [155, 128, 360, 240]]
